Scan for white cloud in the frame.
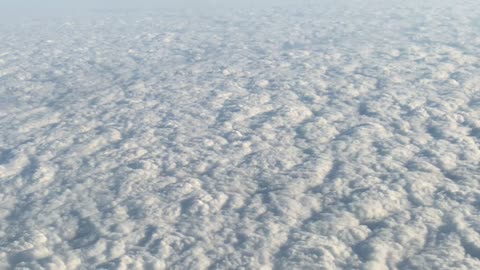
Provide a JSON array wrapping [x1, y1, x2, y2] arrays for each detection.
[[1, 0, 480, 269]]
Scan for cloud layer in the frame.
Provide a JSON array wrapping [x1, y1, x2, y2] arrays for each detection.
[[1, 1, 480, 269]]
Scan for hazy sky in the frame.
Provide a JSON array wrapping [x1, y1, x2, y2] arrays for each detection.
[[0, 0, 308, 21], [0, 0, 266, 20], [1, 0, 189, 10], [0, 0, 299, 11]]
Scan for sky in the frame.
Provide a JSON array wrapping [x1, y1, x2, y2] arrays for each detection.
[[0, 0, 301, 21], [0, 0, 300, 11]]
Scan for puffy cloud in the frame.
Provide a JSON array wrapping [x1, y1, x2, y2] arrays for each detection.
[[1, 0, 480, 269]]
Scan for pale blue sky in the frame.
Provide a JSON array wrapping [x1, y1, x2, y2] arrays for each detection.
[[0, 0, 305, 20], [0, 0, 298, 10]]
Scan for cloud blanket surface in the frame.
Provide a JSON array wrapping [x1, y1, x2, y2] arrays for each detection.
[[1, 1, 480, 269]]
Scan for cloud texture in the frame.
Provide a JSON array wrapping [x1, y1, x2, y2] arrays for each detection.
[[1, 0, 480, 269]]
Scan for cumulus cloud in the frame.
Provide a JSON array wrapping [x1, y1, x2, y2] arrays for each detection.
[[1, 0, 480, 269]]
